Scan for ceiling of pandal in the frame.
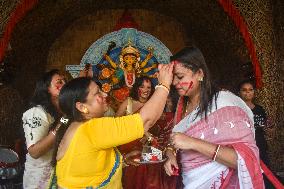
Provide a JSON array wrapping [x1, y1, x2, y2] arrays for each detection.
[[7, 0, 249, 89]]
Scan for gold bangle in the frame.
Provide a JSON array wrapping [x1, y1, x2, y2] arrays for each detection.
[[122, 154, 129, 167], [164, 146, 177, 156], [158, 83, 170, 91], [155, 85, 169, 94]]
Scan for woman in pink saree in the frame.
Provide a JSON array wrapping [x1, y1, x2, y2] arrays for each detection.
[[164, 47, 264, 188]]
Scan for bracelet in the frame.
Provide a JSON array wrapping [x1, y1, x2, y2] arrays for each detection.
[[158, 83, 170, 91], [212, 144, 221, 161], [164, 146, 177, 156], [51, 130, 56, 136], [122, 154, 129, 167], [155, 84, 170, 94]]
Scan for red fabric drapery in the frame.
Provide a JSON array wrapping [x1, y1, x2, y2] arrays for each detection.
[[260, 160, 284, 189], [0, 0, 38, 62], [218, 0, 263, 88], [114, 9, 139, 31], [0, 0, 263, 88]]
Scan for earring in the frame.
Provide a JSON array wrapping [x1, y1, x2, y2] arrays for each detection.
[[83, 107, 89, 114], [198, 77, 203, 82]]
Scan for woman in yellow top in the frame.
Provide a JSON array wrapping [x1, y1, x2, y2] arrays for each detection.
[[51, 63, 173, 189]]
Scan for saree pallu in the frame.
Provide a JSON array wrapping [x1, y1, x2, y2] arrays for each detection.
[[173, 91, 264, 189]]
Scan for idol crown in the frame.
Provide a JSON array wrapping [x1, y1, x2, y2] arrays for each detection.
[[121, 42, 140, 57]]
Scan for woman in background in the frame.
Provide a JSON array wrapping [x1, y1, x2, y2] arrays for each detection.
[[22, 69, 65, 188], [238, 79, 272, 188], [116, 76, 177, 189]]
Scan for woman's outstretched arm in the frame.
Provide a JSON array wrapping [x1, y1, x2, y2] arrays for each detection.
[[139, 63, 173, 132]]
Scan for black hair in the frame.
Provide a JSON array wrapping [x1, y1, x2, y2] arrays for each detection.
[[52, 77, 93, 166], [29, 69, 61, 119], [238, 79, 256, 92], [168, 86, 179, 113], [170, 46, 219, 119], [129, 76, 154, 101], [58, 77, 92, 122]]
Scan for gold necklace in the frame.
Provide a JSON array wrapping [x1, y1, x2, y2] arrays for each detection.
[[184, 100, 190, 116]]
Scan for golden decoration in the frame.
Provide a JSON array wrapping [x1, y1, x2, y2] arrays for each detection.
[[102, 83, 111, 93], [101, 68, 112, 79], [119, 41, 141, 63]]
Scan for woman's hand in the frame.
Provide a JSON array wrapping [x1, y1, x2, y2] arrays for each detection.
[[171, 133, 238, 169], [170, 132, 193, 150], [158, 63, 174, 88], [124, 150, 141, 166], [164, 151, 179, 176]]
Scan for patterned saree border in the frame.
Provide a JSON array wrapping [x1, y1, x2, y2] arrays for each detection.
[[95, 148, 121, 189]]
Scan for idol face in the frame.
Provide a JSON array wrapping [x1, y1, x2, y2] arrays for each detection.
[[124, 54, 137, 66]]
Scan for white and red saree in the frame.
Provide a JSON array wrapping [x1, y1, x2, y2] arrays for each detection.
[[172, 91, 264, 189]]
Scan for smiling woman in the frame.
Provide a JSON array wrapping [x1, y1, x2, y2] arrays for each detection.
[[115, 76, 156, 188], [115, 76, 178, 189], [116, 76, 154, 117], [22, 69, 65, 189]]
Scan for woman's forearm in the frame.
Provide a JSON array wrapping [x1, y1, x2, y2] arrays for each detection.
[[139, 87, 168, 132], [139, 63, 173, 132], [28, 132, 56, 159], [190, 137, 237, 169]]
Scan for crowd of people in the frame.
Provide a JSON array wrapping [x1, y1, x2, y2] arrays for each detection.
[[19, 46, 278, 188]]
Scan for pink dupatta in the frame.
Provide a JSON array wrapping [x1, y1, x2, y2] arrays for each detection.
[[173, 92, 264, 189]]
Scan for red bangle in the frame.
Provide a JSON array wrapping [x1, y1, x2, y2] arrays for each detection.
[[212, 144, 221, 161]]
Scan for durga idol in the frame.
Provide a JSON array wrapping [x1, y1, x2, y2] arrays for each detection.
[[102, 42, 157, 88]]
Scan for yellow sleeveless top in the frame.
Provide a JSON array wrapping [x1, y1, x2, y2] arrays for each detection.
[[56, 114, 144, 188]]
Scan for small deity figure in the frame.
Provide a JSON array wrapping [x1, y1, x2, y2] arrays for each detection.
[[100, 41, 157, 90]]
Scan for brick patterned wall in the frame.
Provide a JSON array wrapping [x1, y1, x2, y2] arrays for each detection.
[[234, 0, 284, 171]]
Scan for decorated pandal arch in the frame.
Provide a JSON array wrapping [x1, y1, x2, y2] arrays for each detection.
[[0, 0, 283, 177], [66, 17, 172, 107], [0, 1, 264, 97], [63, 4, 263, 110], [0, 1, 263, 87]]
